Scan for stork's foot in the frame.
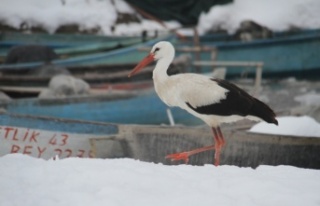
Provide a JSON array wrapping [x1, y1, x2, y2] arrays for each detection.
[[166, 145, 216, 164], [166, 152, 190, 164], [214, 144, 222, 166], [166, 127, 226, 166]]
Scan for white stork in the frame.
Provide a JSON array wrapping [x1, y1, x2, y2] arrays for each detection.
[[128, 41, 278, 166]]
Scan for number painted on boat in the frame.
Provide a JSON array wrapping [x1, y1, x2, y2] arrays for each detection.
[[49, 134, 69, 146], [0, 126, 95, 159]]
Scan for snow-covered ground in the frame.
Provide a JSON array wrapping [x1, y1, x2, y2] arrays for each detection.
[[0, 154, 320, 206], [197, 0, 320, 34]]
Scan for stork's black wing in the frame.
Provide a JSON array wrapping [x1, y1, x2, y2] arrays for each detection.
[[186, 79, 278, 125]]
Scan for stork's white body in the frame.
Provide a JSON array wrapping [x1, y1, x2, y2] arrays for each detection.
[[152, 49, 260, 127], [154, 69, 259, 126], [129, 41, 277, 166]]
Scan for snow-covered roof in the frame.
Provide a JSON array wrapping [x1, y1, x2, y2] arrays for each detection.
[[0, 0, 180, 36], [197, 0, 320, 34], [2, 0, 320, 36]]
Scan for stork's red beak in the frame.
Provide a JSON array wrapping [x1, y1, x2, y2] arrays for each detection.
[[128, 54, 154, 77]]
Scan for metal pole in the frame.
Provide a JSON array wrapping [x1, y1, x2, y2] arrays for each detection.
[[193, 27, 201, 73], [166, 108, 175, 126], [254, 64, 263, 96]]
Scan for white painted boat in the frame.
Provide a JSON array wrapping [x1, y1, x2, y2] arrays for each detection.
[[1, 112, 319, 169]]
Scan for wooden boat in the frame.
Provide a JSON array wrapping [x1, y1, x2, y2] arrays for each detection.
[[0, 65, 154, 87], [0, 80, 154, 98], [0, 111, 119, 159], [0, 52, 187, 98], [0, 35, 154, 59], [0, 32, 151, 49], [0, 52, 188, 87], [0, 112, 319, 169], [0, 89, 203, 125], [177, 29, 320, 77], [0, 34, 174, 70], [55, 38, 149, 57]]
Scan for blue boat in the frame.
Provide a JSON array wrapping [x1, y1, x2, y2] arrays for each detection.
[[0, 90, 202, 126], [176, 29, 320, 77], [0, 111, 119, 159], [0, 111, 319, 169], [0, 32, 149, 49], [0, 34, 174, 70], [0, 33, 154, 58]]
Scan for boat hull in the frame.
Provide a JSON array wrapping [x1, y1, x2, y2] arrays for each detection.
[[177, 29, 320, 77], [0, 35, 174, 70], [0, 112, 119, 159], [0, 90, 203, 126], [1, 112, 319, 169]]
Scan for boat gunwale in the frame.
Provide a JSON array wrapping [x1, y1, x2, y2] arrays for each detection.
[[0, 34, 174, 70], [0, 111, 119, 135], [206, 31, 320, 48]]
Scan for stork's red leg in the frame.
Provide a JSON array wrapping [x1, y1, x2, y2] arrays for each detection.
[[166, 127, 226, 166], [217, 126, 225, 147], [212, 127, 225, 166]]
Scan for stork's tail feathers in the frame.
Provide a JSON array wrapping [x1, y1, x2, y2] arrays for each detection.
[[250, 98, 278, 125]]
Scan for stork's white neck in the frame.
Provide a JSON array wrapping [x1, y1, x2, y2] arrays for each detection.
[[153, 56, 173, 82]]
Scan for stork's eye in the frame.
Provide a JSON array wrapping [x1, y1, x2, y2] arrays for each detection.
[[154, 47, 160, 53]]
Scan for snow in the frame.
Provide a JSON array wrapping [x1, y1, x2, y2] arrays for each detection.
[[1, 2, 320, 203], [249, 116, 320, 137], [0, 0, 180, 36], [0, 154, 320, 206], [1, 0, 319, 36], [294, 92, 320, 106], [197, 0, 320, 34]]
